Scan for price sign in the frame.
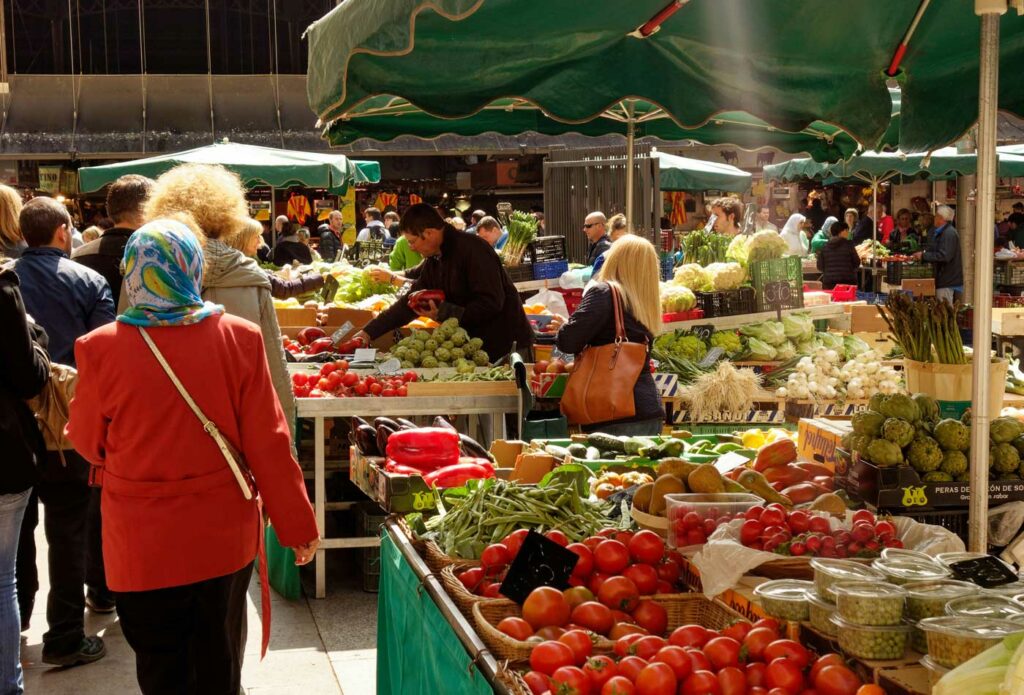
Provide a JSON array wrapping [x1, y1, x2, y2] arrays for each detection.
[[691, 324, 715, 342], [698, 347, 725, 368], [949, 556, 1019, 588], [331, 321, 355, 345], [761, 280, 792, 319], [353, 348, 377, 362], [499, 531, 579, 604]]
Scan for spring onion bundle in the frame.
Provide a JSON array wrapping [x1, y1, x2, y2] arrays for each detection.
[[500, 210, 539, 266]]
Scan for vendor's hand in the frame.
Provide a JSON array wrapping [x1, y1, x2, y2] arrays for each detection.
[[414, 300, 440, 320], [292, 538, 321, 566], [549, 314, 566, 330], [353, 330, 371, 346], [368, 267, 393, 284]]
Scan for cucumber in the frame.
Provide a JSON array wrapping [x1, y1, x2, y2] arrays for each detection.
[[586, 432, 626, 454], [623, 437, 654, 456]]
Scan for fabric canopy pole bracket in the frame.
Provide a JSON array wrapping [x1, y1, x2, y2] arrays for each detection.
[[631, 0, 692, 38]]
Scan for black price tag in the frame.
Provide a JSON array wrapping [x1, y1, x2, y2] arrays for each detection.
[[499, 531, 579, 604], [762, 280, 792, 307], [691, 324, 715, 342], [949, 555, 1018, 588]]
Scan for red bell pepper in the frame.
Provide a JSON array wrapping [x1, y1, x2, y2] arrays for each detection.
[[307, 337, 334, 354], [407, 289, 446, 311], [385, 427, 460, 471], [384, 459, 423, 476], [421, 459, 495, 488], [297, 326, 327, 346]]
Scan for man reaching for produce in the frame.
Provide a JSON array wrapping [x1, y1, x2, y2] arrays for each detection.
[[911, 205, 962, 304], [354, 204, 533, 360]]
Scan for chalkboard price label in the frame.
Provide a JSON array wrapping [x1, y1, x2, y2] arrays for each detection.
[[499, 531, 579, 604], [691, 324, 715, 342], [762, 280, 792, 307], [949, 555, 1018, 588]]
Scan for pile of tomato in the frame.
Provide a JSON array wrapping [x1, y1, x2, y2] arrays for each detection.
[[522, 617, 882, 695], [668, 506, 749, 548], [738, 506, 902, 559], [456, 528, 685, 611], [290, 360, 419, 399]]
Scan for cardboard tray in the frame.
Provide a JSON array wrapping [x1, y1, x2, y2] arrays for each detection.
[[405, 381, 518, 397]]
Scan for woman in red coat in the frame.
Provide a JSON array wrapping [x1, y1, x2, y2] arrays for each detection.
[[67, 218, 319, 694]]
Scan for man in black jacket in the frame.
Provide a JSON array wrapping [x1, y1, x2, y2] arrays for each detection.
[[355, 204, 532, 360], [816, 221, 860, 289], [72, 175, 153, 305]]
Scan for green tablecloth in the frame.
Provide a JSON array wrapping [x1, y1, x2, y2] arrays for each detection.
[[377, 532, 495, 695]]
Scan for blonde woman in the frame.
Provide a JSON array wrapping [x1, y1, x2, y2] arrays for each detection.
[[145, 164, 296, 436], [0, 184, 24, 258], [554, 235, 664, 435], [227, 218, 325, 301], [80, 226, 103, 244]]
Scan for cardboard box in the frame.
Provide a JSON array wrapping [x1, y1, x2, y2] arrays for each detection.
[[901, 278, 936, 297], [797, 418, 850, 468], [321, 306, 375, 329], [848, 304, 889, 333], [489, 440, 526, 469], [511, 453, 558, 483], [275, 306, 317, 327]]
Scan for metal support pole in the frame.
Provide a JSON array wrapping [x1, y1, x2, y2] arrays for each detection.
[[872, 182, 879, 243], [625, 103, 636, 232], [968, 7, 1002, 552], [958, 173, 977, 304]]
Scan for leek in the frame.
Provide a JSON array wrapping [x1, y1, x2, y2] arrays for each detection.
[[1001, 631, 1024, 695]]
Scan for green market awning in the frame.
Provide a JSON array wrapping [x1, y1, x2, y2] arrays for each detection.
[[656, 151, 750, 192], [78, 141, 381, 194], [305, 0, 1024, 155]]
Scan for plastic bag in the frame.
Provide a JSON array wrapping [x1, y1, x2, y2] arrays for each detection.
[[525, 288, 569, 318], [989, 501, 1024, 546], [559, 268, 590, 290], [690, 510, 965, 598]]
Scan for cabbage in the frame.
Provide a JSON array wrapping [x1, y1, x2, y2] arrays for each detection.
[[709, 331, 743, 355], [705, 262, 747, 291], [775, 340, 797, 361], [816, 331, 844, 351], [782, 313, 814, 342], [746, 230, 789, 262], [794, 339, 817, 356], [747, 338, 777, 361], [672, 263, 712, 291], [843, 335, 871, 360], [726, 234, 750, 267], [740, 320, 786, 346]]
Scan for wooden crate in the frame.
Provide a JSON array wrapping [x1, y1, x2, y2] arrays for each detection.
[[848, 304, 889, 333], [993, 307, 1024, 336], [406, 381, 518, 397]]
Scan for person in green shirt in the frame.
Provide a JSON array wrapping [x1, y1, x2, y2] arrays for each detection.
[[388, 234, 423, 271], [810, 216, 838, 254]]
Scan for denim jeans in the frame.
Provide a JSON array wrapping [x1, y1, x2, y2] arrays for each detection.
[[1, 488, 31, 695]]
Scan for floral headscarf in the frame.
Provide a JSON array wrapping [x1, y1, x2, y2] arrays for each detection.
[[117, 219, 224, 327]]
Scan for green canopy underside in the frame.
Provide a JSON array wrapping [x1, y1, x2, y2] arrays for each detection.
[[78, 142, 381, 193], [763, 145, 1024, 184], [306, 0, 1024, 155], [657, 151, 750, 192]]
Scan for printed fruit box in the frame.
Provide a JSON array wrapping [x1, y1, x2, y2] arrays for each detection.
[[834, 448, 1024, 508], [530, 372, 568, 399], [349, 447, 437, 513]]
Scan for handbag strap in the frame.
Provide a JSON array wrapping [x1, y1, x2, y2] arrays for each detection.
[[608, 284, 627, 342], [138, 327, 253, 501]]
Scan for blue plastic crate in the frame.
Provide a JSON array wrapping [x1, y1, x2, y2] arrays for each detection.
[[533, 260, 569, 280], [660, 256, 675, 282]]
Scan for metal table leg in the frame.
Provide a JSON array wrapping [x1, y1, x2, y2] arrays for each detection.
[[314, 415, 326, 599]]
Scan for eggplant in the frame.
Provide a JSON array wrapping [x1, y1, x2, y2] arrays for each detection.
[[433, 416, 457, 432], [395, 417, 418, 430], [374, 417, 402, 432], [459, 433, 494, 462], [376, 423, 399, 454], [351, 416, 371, 431], [354, 425, 380, 456]]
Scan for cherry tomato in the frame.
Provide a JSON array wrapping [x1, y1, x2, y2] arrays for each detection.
[[320, 363, 337, 376], [341, 371, 358, 387], [627, 530, 666, 565], [496, 617, 533, 641], [522, 671, 551, 695], [602, 675, 635, 695], [593, 540, 631, 575], [567, 543, 595, 579], [765, 657, 805, 693], [529, 640, 576, 676], [631, 599, 668, 636], [523, 586, 571, 630], [763, 639, 811, 669], [571, 601, 614, 635], [558, 629, 594, 665], [814, 665, 862, 695], [669, 625, 711, 649], [551, 665, 591, 695], [652, 645, 693, 681], [597, 576, 640, 612], [681, 670, 722, 695], [583, 655, 618, 690], [808, 515, 831, 534], [702, 636, 742, 670], [634, 662, 677, 695], [369, 382, 383, 395], [718, 666, 747, 695]]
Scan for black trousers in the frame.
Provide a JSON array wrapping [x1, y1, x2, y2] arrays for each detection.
[[15, 450, 95, 654], [117, 563, 253, 695]]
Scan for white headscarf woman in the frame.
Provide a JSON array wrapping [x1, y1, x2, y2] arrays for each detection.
[[779, 213, 809, 257]]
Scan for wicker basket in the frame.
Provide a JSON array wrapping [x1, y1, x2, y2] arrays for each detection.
[[751, 556, 874, 581], [497, 665, 533, 695], [473, 593, 743, 665], [440, 563, 490, 618], [422, 539, 476, 573]]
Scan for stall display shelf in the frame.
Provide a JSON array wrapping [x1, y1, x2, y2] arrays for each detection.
[[661, 302, 851, 333]]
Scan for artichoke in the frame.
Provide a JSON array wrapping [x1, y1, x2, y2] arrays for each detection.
[[882, 418, 915, 448], [990, 416, 1024, 444], [852, 411, 887, 438], [922, 471, 954, 483], [879, 394, 921, 423], [1013, 435, 1024, 458], [940, 450, 968, 477], [997, 472, 1022, 481], [866, 438, 904, 467], [955, 472, 970, 482], [912, 393, 940, 423], [849, 434, 873, 456], [991, 442, 1021, 473], [961, 408, 972, 425], [424, 339, 439, 353], [434, 347, 451, 362], [907, 436, 943, 473], [868, 393, 888, 413], [934, 418, 971, 452]]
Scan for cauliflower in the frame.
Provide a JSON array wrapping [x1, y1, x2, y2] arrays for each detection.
[[661, 284, 697, 313], [746, 230, 789, 262], [672, 264, 712, 291], [725, 234, 750, 267], [704, 262, 747, 291]]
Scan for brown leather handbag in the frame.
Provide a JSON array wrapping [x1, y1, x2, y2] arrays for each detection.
[[560, 285, 648, 425]]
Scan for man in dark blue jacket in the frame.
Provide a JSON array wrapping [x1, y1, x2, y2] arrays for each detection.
[[912, 205, 963, 304], [14, 196, 113, 668]]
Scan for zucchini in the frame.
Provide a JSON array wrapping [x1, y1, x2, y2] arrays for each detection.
[[623, 437, 656, 456], [544, 444, 571, 459], [566, 443, 588, 458], [586, 432, 626, 454]]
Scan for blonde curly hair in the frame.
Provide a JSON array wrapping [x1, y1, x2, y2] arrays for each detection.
[[145, 164, 248, 240]]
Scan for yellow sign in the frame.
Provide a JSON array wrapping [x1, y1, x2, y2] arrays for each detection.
[[901, 485, 929, 507], [38, 166, 61, 194], [340, 188, 357, 246]]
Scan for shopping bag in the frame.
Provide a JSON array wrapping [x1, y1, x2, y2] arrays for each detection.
[[524, 288, 569, 318], [265, 523, 302, 600]]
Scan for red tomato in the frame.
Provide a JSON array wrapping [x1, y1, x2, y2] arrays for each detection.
[[457, 567, 484, 591], [598, 528, 618, 538], [685, 648, 713, 673], [567, 543, 595, 579], [602, 676, 636, 695], [814, 665, 862, 695], [765, 657, 805, 693], [381, 388, 396, 398], [369, 382, 383, 395], [613, 633, 645, 658], [558, 629, 594, 665], [809, 654, 846, 684], [763, 639, 811, 669], [529, 640, 576, 676], [631, 600, 668, 636], [482, 583, 503, 598], [503, 529, 529, 558], [702, 636, 742, 670], [353, 382, 369, 396], [718, 666, 747, 695], [851, 509, 876, 526], [681, 670, 722, 695], [291, 372, 309, 386], [546, 530, 570, 546], [652, 645, 693, 681], [535, 625, 566, 640], [746, 661, 768, 687], [341, 371, 358, 387], [584, 655, 618, 690], [564, 587, 596, 609], [721, 620, 752, 642], [571, 601, 614, 635], [523, 587, 571, 630], [551, 665, 592, 695], [613, 531, 636, 546], [496, 617, 533, 641], [522, 671, 551, 695], [480, 543, 511, 574], [402, 370, 418, 382], [873, 520, 896, 538], [655, 581, 674, 595], [743, 626, 779, 662], [319, 363, 337, 376], [583, 535, 605, 551], [628, 530, 666, 565], [293, 384, 310, 398], [597, 576, 640, 612], [656, 560, 681, 586], [608, 623, 647, 640], [669, 625, 711, 649], [634, 662, 677, 695], [618, 656, 648, 683], [623, 564, 660, 595], [632, 635, 667, 660], [594, 540, 631, 575], [611, 610, 634, 625], [396, 386, 408, 397], [588, 572, 611, 596]]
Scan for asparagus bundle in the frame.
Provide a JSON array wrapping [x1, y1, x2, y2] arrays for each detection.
[[878, 293, 966, 364]]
